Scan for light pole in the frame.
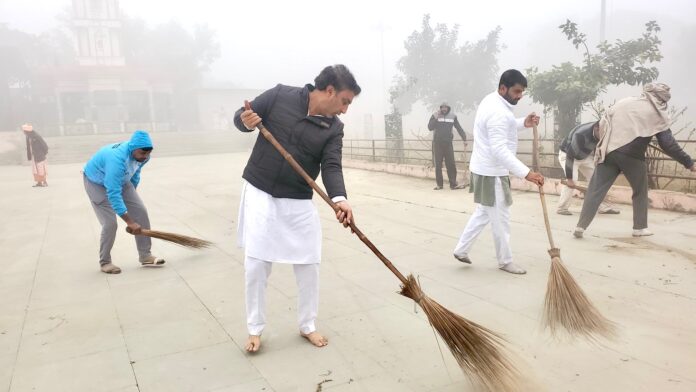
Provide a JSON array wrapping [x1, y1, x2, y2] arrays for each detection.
[[600, 0, 607, 42], [372, 18, 390, 140]]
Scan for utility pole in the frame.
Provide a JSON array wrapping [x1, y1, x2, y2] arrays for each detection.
[[372, 19, 390, 140], [600, 0, 607, 42]]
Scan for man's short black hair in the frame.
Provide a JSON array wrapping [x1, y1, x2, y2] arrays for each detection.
[[498, 69, 527, 89], [141, 147, 153, 152], [314, 65, 361, 95]]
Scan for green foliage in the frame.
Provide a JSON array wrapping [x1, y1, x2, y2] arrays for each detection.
[[527, 20, 662, 140], [527, 62, 601, 110], [390, 14, 501, 114]]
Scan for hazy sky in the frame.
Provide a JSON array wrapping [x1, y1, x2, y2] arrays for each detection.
[[2, 0, 695, 136]]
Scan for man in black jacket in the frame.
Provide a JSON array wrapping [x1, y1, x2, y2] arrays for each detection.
[[233, 65, 359, 353], [428, 103, 467, 190], [22, 123, 49, 187]]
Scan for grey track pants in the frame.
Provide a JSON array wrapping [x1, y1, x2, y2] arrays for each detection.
[[577, 151, 648, 230], [83, 175, 152, 265]]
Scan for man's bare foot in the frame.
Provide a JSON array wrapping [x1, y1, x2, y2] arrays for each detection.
[[245, 335, 261, 352], [301, 331, 328, 347]]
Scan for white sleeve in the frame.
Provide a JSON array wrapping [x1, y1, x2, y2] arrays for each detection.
[[331, 196, 347, 203], [487, 114, 530, 178], [515, 117, 526, 129]]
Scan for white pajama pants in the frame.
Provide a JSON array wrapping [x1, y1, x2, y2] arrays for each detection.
[[557, 151, 614, 213], [245, 255, 319, 336], [453, 177, 512, 266]]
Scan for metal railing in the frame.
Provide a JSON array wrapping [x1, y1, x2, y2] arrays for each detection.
[[343, 138, 696, 192]]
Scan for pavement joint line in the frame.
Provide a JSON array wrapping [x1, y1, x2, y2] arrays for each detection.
[[154, 201, 271, 379], [353, 191, 471, 214], [126, 339, 232, 364], [106, 276, 142, 392], [148, 197, 242, 265], [164, 182, 235, 222], [6, 197, 52, 392]]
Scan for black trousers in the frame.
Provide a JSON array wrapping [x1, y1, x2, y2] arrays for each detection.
[[433, 140, 457, 188]]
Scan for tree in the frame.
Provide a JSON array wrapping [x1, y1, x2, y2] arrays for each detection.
[[121, 18, 220, 85], [390, 14, 501, 115], [0, 24, 75, 130], [526, 20, 662, 144], [0, 17, 219, 131], [119, 18, 220, 125]]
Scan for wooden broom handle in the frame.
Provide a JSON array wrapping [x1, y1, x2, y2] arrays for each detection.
[[532, 125, 556, 249], [244, 101, 409, 285]]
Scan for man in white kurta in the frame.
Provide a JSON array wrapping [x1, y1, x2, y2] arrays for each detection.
[[233, 65, 361, 352], [453, 69, 544, 274]]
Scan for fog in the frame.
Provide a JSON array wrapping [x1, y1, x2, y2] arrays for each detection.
[[2, 0, 695, 139]]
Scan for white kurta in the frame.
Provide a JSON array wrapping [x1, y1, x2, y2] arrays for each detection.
[[454, 91, 529, 267], [469, 91, 529, 179], [237, 181, 322, 264]]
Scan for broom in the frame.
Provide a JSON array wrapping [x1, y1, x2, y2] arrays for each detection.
[[532, 125, 616, 340], [126, 227, 212, 249], [560, 180, 617, 203], [245, 101, 522, 391]]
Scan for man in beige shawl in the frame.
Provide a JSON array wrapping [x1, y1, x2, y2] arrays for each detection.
[[574, 83, 695, 238]]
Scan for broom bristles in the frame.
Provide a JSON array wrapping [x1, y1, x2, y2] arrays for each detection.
[[400, 274, 523, 391], [543, 250, 617, 340], [142, 229, 212, 249]]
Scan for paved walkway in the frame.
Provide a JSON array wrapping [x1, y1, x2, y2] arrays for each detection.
[[1, 153, 695, 392]]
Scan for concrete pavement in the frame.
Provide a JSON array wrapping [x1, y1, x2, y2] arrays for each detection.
[[1, 152, 695, 391]]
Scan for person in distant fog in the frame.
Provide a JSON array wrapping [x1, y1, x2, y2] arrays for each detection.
[[22, 123, 49, 187], [428, 103, 467, 190]]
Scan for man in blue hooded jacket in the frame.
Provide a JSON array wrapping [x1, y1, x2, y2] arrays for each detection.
[[83, 130, 164, 274]]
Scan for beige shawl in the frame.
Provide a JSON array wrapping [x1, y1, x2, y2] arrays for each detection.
[[595, 83, 671, 164]]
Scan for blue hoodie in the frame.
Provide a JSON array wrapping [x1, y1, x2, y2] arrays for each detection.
[[84, 130, 153, 215]]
